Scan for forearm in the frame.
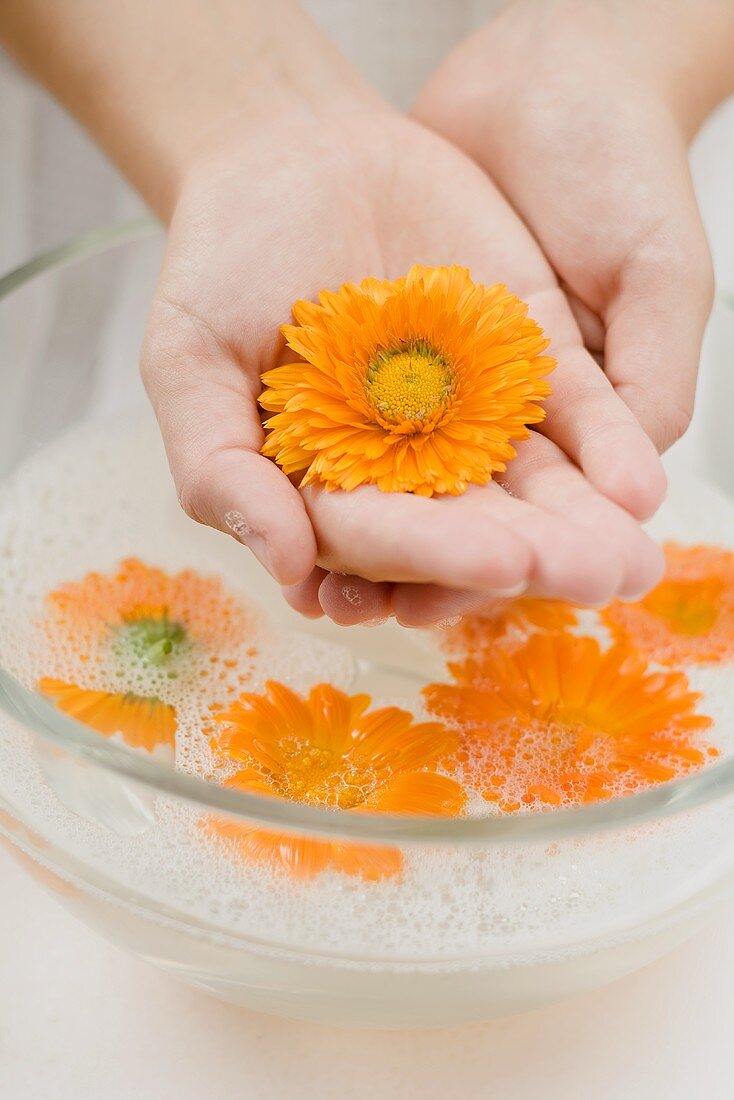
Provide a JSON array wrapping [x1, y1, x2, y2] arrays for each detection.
[[0, 0, 378, 218], [495, 0, 734, 138]]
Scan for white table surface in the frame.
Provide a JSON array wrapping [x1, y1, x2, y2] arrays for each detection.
[[0, 846, 731, 1100]]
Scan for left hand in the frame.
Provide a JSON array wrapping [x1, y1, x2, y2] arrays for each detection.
[[413, 0, 718, 462]]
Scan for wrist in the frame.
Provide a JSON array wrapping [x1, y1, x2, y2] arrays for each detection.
[[0, 0, 380, 220], [161, 13, 382, 218], [500, 0, 734, 139]]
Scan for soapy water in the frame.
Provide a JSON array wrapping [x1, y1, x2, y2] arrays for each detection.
[[1, 411, 734, 968], [223, 510, 254, 541], [342, 585, 363, 608]]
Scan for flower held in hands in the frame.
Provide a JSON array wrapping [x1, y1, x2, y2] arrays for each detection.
[[260, 265, 554, 496]]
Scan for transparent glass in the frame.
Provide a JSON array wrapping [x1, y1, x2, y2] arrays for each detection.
[[1, 220, 734, 1027]]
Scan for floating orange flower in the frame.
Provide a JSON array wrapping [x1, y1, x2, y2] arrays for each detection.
[[39, 678, 176, 753], [602, 543, 734, 666], [424, 634, 715, 811], [439, 597, 577, 657], [44, 557, 250, 669], [206, 681, 465, 880], [260, 266, 554, 496]]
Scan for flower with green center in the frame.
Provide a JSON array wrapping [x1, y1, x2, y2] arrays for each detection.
[[117, 611, 189, 667], [43, 557, 253, 677]]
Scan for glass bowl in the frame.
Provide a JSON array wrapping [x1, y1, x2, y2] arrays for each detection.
[[2, 219, 734, 1029]]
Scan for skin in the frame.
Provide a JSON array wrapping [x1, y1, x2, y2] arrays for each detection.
[[413, 0, 733, 455], [149, 113, 666, 624], [2, 0, 732, 628]]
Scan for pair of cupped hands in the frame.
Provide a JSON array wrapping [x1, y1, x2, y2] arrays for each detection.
[[141, 2, 714, 629]]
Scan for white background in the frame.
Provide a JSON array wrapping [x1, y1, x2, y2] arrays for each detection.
[[1, 845, 733, 1100]]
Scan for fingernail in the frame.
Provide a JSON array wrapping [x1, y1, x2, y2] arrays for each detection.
[[246, 533, 275, 575], [224, 510, 274, 576], [492, 581, 528, 598], [618, 590, 647, 604]]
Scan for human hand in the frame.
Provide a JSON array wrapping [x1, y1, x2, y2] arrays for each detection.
[[141, 92, 666, 627], [413, 0, 730, 467], [4, 0, 725, 628]]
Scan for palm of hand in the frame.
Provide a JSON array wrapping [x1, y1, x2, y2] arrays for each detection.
[[413, 12, 714, 463], [141, 110, 664, 627]]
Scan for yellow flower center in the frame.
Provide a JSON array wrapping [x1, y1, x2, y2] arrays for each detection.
[[530, 705, 605, 746], [272, 739, 379, 810], [365, 340, 455, 426], [643, 578, 723, 636]]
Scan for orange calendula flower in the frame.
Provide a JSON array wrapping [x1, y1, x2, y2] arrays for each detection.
[[424, 634, 716, 811], [45, 557, 249, 668], [206, 681, 465, 880], [39, 678, 176, 752], [602, 543, 734, 666], [439, 597, 578, 657], [259, 265, 554, 496]]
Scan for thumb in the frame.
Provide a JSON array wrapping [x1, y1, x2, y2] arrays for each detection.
[[140, 302, 317, 587]]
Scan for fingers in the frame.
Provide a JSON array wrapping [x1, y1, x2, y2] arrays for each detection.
[[141, 301, 317, 586], [303, 427, 664, 628], [180, 446, 316, 586], [499, 433, 665, 599], [281, 568, 327, 619], [301, 483, 533, 590], [391, 442, 664, 628], [283, 568, 393, 625], [455, 487, 624, 606], [317, 573, 393, 626], [525, 288, 667, 522], [282, 569, 395, 626], [391, 585, 497, 629], [603, 228, 714, 454]]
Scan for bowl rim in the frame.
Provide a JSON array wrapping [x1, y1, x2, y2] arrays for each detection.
[[2, 216, 734, 846]]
